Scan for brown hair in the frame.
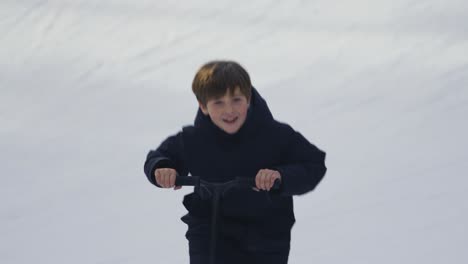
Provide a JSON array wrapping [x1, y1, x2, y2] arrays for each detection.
[[192, 60, 252, 106]]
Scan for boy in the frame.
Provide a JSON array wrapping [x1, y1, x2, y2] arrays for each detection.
[[144, 60, 327, 264]]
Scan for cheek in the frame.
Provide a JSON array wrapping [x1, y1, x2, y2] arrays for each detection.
[[213, 109, 224, 118], [238, 109, 248, 119]]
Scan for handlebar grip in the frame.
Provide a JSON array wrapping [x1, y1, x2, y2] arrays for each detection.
[[235, 177, 281, 190], [175, 176, 200, 186], [271, 178, 281, 190]]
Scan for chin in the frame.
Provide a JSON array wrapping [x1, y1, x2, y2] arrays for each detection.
[[222, 126, 241, 134], [224, 129, 239, 134]]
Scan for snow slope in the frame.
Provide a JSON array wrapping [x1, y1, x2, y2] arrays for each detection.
[[1, 0, 467, 263]]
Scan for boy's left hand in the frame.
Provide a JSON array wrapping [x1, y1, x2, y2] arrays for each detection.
[[254, 169, 281, 191]]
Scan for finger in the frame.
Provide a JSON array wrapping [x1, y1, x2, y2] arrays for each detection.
[[266, 174, 272, 191], [174, 185, 182, 190], [268, 173, 277, 190], [265, 171, 274, 190], [257, 171, 264, 190], [169, 172, 177, 188], [260, 171, 268, 190], [265, 172, 273, 191], [164, 172, 172, 188], [159, 172, 165, 187], [260, 171, 267, 190], [155, 170, 163, 186], [162, 173, 170, 188], [255, 171, 262, 190]]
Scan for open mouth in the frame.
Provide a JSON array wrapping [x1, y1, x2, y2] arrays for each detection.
[[223, 117, 238, 124]]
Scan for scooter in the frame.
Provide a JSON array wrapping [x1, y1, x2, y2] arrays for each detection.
[[175, 176, 281, 264]]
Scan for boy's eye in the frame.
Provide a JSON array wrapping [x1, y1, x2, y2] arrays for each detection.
[[234, 98, 246, 104]]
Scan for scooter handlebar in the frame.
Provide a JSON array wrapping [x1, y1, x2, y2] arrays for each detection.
[[175, 176, 281, 191], [175, 176, 200, 186]]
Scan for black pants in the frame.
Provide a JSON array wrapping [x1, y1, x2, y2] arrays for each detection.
[[182, 213, 290, 264], [190, 253, 289, 264], [188, 235, 289, 264]]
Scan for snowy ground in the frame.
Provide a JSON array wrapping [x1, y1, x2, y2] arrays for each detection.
[[1, 0, 468, 263]]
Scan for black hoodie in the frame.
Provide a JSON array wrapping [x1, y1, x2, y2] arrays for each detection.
[[144, 87, 326, 252]]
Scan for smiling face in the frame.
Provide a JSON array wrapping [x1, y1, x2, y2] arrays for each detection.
[[199, 87, 250, 134]]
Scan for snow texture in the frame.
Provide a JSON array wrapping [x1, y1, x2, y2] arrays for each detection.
[[1, 0, 467, 263]]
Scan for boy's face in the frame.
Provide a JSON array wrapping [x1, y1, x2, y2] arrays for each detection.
[[199, 87, 250, 134]]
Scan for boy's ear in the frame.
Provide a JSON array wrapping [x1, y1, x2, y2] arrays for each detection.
[[199, 102, 209, 115]]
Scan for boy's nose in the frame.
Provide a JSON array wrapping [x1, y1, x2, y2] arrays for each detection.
[[224, 104, 234, 114]]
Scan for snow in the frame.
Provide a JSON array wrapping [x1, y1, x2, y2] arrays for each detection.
[[1, 0, 467, 263]]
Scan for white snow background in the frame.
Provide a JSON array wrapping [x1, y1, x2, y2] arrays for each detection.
[[1, 0, 467, 263]]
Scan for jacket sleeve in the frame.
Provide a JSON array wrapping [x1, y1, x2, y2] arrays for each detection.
[[273, 126, 327, 196], [143, 132, 188, 187]]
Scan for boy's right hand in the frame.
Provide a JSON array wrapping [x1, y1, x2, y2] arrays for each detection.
[[154, 168, 181, 190]]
